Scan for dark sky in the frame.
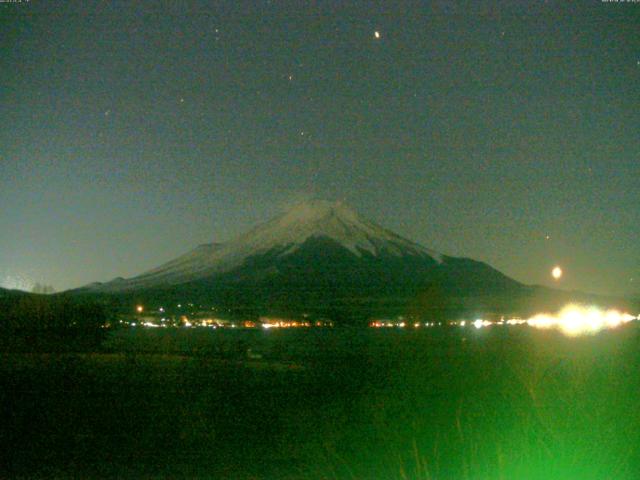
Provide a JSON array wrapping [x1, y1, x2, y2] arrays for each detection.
[[1, 0, 639, 296]]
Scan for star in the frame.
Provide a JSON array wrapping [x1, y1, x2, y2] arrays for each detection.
[[374, 31, 381, 39], [104, 109, 111, 116], [179, 98, 185, 103]]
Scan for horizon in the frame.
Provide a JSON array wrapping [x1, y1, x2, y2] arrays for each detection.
[[2, 197, 636, 302]]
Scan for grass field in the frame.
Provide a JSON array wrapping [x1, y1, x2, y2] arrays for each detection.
[[1, 325, 639, 479]]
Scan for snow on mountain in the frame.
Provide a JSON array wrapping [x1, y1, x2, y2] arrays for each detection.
[[88, 200, 443, 292], [233, 200, 441, 260]]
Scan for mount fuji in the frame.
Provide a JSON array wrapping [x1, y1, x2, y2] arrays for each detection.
[[75, 200, 573, 320], [89, 200, 448, 291]]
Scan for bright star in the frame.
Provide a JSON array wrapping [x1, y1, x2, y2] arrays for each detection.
[[374, 31, 380, 39], [552, 266, 563, 280]]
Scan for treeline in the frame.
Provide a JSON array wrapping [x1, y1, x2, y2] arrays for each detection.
[[31, 283, 56, 294], [0, 294, 110, 351]]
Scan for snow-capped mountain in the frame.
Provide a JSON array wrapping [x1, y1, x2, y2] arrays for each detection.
[[80, 200, 531, 320], [87, 200, 445, 292]]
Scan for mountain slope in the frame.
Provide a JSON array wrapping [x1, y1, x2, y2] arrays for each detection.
[[87, 200, 447, 293], [73, 200, 545, 320]]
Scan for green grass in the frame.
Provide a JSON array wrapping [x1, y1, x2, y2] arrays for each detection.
[[0, 325, 638, 479]]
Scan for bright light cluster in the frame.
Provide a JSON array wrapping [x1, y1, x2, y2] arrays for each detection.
[[369, 320, 439, 328], [369, 305, 638, 337], [260, 318, 333, 329], [525, 305, 637, 336], [261, 320, 311, 329], [473, 319, 492, 329], [461, 305, 637, 336]]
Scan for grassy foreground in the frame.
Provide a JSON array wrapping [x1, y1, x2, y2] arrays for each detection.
[[0, 326, 639, 479]]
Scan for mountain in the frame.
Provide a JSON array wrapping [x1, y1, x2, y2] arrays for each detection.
[[74, 200, 627, 322], [89, 200, 446, 292]]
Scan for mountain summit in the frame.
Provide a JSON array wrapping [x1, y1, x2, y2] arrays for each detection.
[[80, 200, 530, 320], [234, 200, 442, 261], [89, 200, 444, 292]]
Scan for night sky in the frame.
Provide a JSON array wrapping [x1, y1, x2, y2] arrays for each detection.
[[2, 1, 639, 296]]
